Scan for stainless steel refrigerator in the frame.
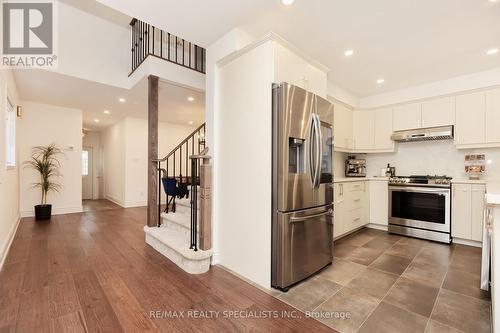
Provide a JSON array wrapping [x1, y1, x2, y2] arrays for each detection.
[[271, 83, 334, 291]]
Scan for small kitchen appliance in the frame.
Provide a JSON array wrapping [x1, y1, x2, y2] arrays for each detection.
[[388, 175, 452, 243], [345, 156, 366, 177]]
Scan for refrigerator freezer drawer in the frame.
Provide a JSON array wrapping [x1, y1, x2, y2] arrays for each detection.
[[272, 205, 333, 290]]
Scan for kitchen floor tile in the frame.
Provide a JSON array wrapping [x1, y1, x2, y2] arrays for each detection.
[[346, 268, 398, 300], [358, 301, 428, 333], [396, 236, 428, 248], [369, 254, 411, 275], [333, 242, 359, 259], [319, 259, 366, 286], [442, 267, 490, 301], [414, 247, 454, 267], [454, 244, 482, 258], [277, 276, 342, 312], [431, 289, 491, 333], [449, 254, 482, 275], [384, 277, 440, 317], [362, 238, 395, 251], [344, 246, 385, 266], [375, 233, 402, 243], [426, 320, 467, 333], [402, 261, 448, 288], [314, 287, 379, 333], [358, 228, 386, 237], [385, 242, 423, 259], [339, 233, 374, 247]]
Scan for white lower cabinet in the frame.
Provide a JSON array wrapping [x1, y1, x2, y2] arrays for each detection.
[[368, 180, 389, 226], [333, 181, 369, 239], [451, 183, 486, 242]]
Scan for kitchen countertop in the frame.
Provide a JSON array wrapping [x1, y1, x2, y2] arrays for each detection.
[[334, 177, 389, 183], [451, 179, 488, 184]]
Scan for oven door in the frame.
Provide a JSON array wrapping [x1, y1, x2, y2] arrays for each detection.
[[389, 186, 450, 233]]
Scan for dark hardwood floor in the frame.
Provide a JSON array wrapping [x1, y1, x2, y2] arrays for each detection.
[[0, 207, 335, 333]]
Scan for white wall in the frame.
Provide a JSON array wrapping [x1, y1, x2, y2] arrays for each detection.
[[0, 70, 20, 269], [102, 119, 126, 205], [216, 41, 274, 289], [102, 117, 196, 207], [363, 140, 500, 182], [18, 102, 83, 217], [82, 131, 103, 199]]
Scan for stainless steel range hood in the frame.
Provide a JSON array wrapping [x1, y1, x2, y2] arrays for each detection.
[[391, 125, 454, 143]]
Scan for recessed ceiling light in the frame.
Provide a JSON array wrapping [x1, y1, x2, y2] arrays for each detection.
[[377, 78, 385, 84], [282, 0, 294, 5], [189, 121, 194, 125], [487, 48, 499, 55], [103, 110, 110, 114], [119, 98, 126, 103], [490, 0, 497, 3], [188, 97, 195, 102], [94, 119, 100, 123], [344, 49, 354, 57]]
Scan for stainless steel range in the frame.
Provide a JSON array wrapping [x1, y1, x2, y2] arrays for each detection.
[[388, 175, 452, 244]]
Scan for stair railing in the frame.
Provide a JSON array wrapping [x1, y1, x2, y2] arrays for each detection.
[[155, 123, 206, 249], [130, 18, 206, 76]]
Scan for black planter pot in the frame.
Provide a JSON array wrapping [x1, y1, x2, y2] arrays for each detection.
[[35, 204, 52, 221]]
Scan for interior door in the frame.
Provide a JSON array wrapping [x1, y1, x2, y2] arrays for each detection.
[[82, 147, 93, 200]]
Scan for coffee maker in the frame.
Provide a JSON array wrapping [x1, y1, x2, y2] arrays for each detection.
[[345, 156, 367, 177]]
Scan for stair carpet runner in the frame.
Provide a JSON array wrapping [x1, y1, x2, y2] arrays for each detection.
[[144, 188, 212, 274]]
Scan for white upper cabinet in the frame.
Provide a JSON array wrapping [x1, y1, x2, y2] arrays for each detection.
[[333, 102, 353, 151], [374, 108, 394, 151], [421, 96, 455, 128], [393, 102, 422, 131], [353, 110, 375, 151], [486, 88, 500, 144], [455, 91, 485, 146], [274, 42, 327, 98]]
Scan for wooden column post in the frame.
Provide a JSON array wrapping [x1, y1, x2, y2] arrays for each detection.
[[147, 75, 159, 227]]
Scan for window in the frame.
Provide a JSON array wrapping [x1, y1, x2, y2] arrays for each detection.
[[5, 98, 15, 167], [82, 150, 89, 176]]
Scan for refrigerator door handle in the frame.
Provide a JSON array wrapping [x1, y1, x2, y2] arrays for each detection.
[[309, 113, 317, 187], [289, 209, 333, 223], [315, 114, 323, 189]]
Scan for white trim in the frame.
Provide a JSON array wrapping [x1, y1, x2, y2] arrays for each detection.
[[211, 252, 220, 265], [125, 200, 147, 208], [105, 194, 126, 207], [216, 32, 330, 74], [20, 206, 83, 218], [453, 237, 482, 248], [0, 215, 21, 271]]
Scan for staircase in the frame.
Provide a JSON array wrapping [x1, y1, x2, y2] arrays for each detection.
[[144, 124, 212, 274]]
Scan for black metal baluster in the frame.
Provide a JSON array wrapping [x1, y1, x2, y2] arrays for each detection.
[[152, 26, 155, 56], [160, 30, 163, 58], [168, 33, 171, 61], [182, 39, 185, 66], [158, 161, 161, 226], [175, 36, 178, 63]]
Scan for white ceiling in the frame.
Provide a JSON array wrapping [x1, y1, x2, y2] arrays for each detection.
[[98, 0, 500, 97], [13, 70, 205, 131]]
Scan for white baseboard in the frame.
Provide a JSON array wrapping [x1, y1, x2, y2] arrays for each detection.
[[20, 205, 83, 218], [366, 223, 388, 231], [105, 195, 126, 208], [453, 238, 482, 248], [211, 252, 220, 265], [0, 215, 21, 271], [125, 200, 147, 208]]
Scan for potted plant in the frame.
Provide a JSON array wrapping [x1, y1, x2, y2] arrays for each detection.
[[24, 144, 62, 221]]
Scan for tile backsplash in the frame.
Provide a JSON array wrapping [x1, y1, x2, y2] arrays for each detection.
[[361, 141, 500, 181]]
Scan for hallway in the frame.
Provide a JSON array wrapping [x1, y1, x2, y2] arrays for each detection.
[[0, 208, 333, 333], [82, 199, 122, 212]]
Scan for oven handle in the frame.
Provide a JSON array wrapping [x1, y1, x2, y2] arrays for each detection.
[[389, 187, 450, 194]]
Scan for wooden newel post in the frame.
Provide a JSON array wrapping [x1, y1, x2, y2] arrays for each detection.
[[147, 75, 159, 227], [199, 156, 212, 250]]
